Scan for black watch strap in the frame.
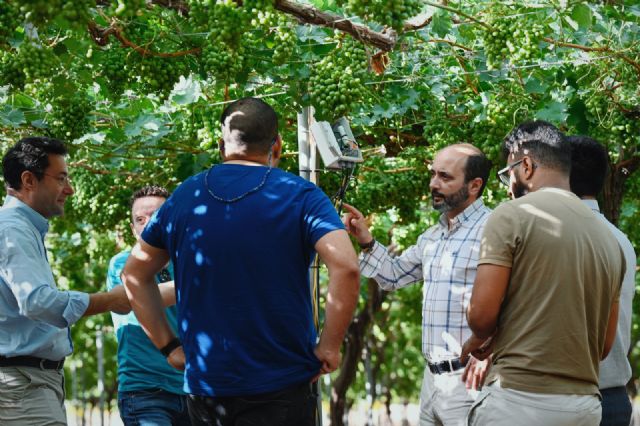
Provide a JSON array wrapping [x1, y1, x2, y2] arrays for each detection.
[[160, 337, 182, 357], [359, 238, 376, 251]]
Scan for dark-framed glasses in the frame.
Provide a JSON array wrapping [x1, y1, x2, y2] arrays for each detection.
[[497, 159, 523, 187], [43, 173, 72, 187]]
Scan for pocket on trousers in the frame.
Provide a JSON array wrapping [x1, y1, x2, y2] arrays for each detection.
[[466, 387, 491, 426], [0, 367, 33, 407]]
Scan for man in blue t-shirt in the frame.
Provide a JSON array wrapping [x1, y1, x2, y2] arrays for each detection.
[[107, 186, 191, 426], [121, 97, 360, 426]]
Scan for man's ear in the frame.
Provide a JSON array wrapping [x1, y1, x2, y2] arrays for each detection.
[[20, 170, 37, 191], [468, 177, 483, 198], [272, 135, 282, 160], [522, 156, 536, 179]]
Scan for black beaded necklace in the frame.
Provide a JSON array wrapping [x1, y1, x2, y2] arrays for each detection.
[[204, 164, 272, 204]]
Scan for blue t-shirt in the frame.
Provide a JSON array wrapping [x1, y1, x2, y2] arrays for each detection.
[[107, 251, 184, 394], [142, 165, 344, 396]]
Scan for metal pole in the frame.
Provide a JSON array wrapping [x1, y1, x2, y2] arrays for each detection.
[[297, 108, 311, 181], [96, 329, 105, 426], [299, 106, 323, 426]]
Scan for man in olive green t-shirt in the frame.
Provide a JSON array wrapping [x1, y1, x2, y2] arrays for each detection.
[[461, 121, 625, 426]]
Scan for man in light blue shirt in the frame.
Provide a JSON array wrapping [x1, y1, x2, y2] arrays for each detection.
[[0, 136, 132, 425], [107, 185, 190, 426], [569, 135, 637, 426]]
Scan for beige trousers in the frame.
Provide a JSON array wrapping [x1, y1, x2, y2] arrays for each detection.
[[420, 366, 479, 426], [467, 381, 601, 426], [0, 366, 67, 426]]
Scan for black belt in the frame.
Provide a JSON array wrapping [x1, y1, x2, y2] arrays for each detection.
[[428, 357, 467, 375], [0, 355, 65, 370]]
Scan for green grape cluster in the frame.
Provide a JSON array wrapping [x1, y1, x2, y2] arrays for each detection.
[[99, 47, 130, 99], [336, 0, 422, 31], [19, 0, 94, 27], [202, 42, 246, 81], [47, 92, 92, 140], [245, 0, 278, 29], [132, 55, 190, 98], [422, 113, 461, 153], [309, 38, 370, 121], [175, 105, 219, 150], [0, 51, 26, 88], [189, 0, 249, 46], [585, 95, 639, 150], [471, 97, 533, 160], [108, 0, 147, 20], [0, 2, 21, 45], [272, 16, 297, 65], [481, 10, 544, 70], [0, 43, 60, 88]]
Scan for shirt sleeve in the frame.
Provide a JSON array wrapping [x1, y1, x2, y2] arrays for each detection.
[[303, 187, 345, 246], [141, 204, 169, 249], [478, 203, 519, 267], [0, 226, 89, 328], [360, 235, 425, 290]]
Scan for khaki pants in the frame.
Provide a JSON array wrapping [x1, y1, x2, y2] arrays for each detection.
[[467, 381, 601, 426], [419, 366, 479, 426], [0, 366, 67, 426]]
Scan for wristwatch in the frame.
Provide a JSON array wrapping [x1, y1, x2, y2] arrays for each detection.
[[160, 337, 182, 357], [359, 238, 376, 252]]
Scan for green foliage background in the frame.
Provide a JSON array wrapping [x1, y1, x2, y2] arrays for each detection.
[[0, 0, 638, 413]]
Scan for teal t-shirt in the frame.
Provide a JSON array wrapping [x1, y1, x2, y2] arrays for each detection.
[[107, 251, 184, 394]]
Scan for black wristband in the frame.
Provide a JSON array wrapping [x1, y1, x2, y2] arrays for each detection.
[[358, 238, 376, 251], [160, 337, 182, 357]]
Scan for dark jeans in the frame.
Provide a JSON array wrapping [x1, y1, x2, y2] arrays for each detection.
[[118, 388, 192, 426], [187, 381, 317, 426], [600, 386, 632, 426]]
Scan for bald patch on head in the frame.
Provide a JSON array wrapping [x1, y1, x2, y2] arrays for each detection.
[[438, 143, 482, 158]]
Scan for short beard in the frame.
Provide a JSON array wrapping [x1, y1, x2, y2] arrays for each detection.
[[432, 185, 470, 213], [511, 171, 528, 199]]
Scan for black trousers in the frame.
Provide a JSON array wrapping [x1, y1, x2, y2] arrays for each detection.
[[187, 381, 318, 426]]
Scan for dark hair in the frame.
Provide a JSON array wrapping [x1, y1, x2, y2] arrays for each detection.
[[130, 185, 170, 210], [219, 97, 278, 154], [568, 135, 609, 198], [2, 136, 68, 190], [464, 153, 492, 197], [503, 120, 570, 174]]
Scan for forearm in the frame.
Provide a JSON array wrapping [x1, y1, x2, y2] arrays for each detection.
[[318, 266, 360, 350], [126, 277, 176, 349], [361, 242, 421, 291], [84, 292, 115, 317]]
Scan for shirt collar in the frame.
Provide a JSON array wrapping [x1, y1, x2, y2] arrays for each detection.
[[438, 198, 486, 229], [581, 198, 600, 213], [3, 195, 49, 237]]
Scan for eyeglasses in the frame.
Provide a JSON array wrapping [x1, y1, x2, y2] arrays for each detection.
[[497, 159, 523, 187], [43, 173, 72, 187]]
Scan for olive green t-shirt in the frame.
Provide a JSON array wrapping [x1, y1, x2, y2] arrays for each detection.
[[480, 187, 624, 395]]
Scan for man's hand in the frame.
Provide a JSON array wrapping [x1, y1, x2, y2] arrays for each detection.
[[107, 285, 132, 314], [166, 345, 186, 371], [460, 334, 494, 363], [314, 342, 341, 376], [342, 203, 374, 246], [462, 355, 492, 390]]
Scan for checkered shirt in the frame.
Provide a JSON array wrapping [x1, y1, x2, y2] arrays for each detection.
[[360, 199, 491, 362]]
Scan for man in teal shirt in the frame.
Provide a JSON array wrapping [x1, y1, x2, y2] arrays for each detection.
[[107, 185, 190, 426]]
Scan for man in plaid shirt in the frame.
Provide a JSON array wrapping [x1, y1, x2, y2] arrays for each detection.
[[343, 144, 492, 426]]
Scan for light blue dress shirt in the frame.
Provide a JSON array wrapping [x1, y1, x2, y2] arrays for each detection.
[[0, 195, 89, 361]]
